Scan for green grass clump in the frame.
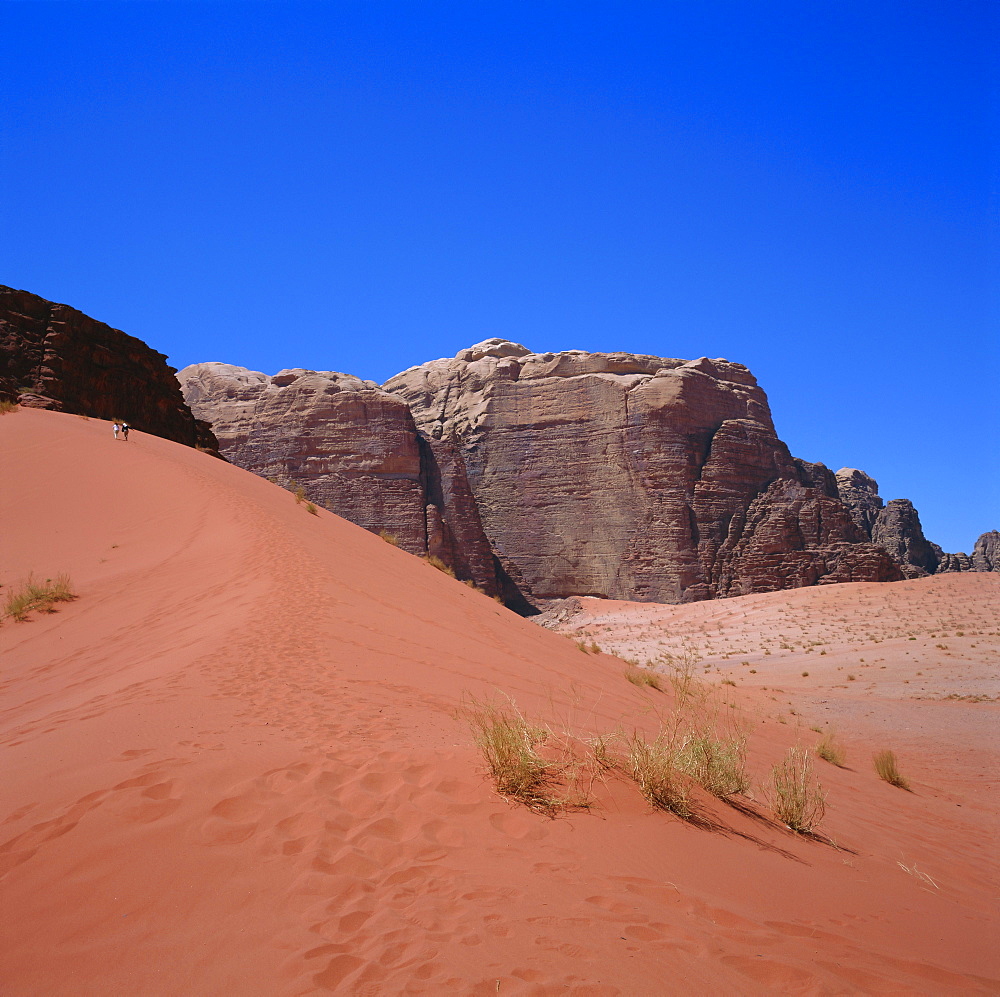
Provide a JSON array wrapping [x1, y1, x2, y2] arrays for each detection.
[[873, 749, 910, 790], [305, 502, 318, 515], [4, 574, 76, 622], [770, 747, 826, 833]]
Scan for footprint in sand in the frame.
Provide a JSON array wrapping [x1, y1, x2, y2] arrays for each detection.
[[420, 819, 465, 848], [722, 954, 819, 990], [488, 810, 546, 840]]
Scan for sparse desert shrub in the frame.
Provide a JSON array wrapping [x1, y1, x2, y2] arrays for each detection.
[[3, 574, 76, 622], [626, 731, 693, 818], [589, 731, 624, 772], [464, 699, 588, 815], [576, 640, 589, 653], [589, 642, 600, 654], [378, 530, 399, 546], [305, 502, 318, 515], [770, 747, 826, 833], [293, 484, 306, 504], [422, 554, 456, 578], [666, 651, 703, 703], [816, 732, 846, 767], [676, 728, 749, 798], [624, 664, 663, 691], [873, 749, 910, 790], [0, 399, 18, 415]]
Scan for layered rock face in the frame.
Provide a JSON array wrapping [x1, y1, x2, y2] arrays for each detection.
[[834, 467, 995, 579], [177, 363, 500, 596], [0, 285, 216, 450], [834, 470, 939, 578], [182, 338, 995, 608], [384, 340, 900, 603]]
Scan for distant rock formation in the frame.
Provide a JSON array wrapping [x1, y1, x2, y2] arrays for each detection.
[[834, 469, 884, 537], [870, 499, 940, 578], [177, 362, 503, 598], [972, 532, 1000, 572], [381, 340, 901, 605], [184, 338, 1000, 608], [935, 531, 1000, 575], [835, 467, 995, 579], [0, 285, 216, 451]]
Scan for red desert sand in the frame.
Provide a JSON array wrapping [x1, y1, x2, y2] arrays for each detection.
[[1, 408, 998, 995]]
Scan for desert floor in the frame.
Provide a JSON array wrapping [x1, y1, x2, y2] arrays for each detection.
[[1, 408, 998, 995]]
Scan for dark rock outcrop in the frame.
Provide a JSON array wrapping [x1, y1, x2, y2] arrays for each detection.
[[869, 499, 940, 578], [711, 479, 903, 594], [835, 468, 884, 537], [935, 531, 1000, 574], [0, 286, 217, 450], [177, 362, 499, 595], [931, 545, 974, 573], [834, 467, 998, 579], [972, 532, 1000, 572]]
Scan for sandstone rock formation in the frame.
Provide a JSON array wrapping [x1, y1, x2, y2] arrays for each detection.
[[869, 499, 940, 578], [1, 285, 216, 450], [833, 467, 996, 579], [181, 337, 996, 608], [384, 340, 901, 604], [177, 362, 501, 596], [972, 531, 1000, 572], [934, 531, 1000, 574], [931, 546, 973, 573], [834, 468, 884, 537]]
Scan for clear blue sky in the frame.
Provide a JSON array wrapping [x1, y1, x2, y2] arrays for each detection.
[[2, 1, 996, 553]]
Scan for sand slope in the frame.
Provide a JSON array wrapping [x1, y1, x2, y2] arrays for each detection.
[[1, 409, 997, 995]]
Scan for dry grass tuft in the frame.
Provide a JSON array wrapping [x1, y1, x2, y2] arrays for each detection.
[[0, 399, 20, 414], [816, 732, 847, 767], [305, 502, 318, 515], [626, 731, 694, 818], [873, 749, 910, 790], [293, 484, 306, 504], [770, 747, 826, 833], [464, 698, 590, 815], [422, 554, 456, 578], [378, 530, 399, 546], [663, 649, 705, 704], [3, 574, 76, 622], [624, 664, 664, 691], [676, 728, 749, 798]]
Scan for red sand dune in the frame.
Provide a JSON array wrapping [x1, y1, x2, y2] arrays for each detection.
[[1, 408, 998, 995]]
